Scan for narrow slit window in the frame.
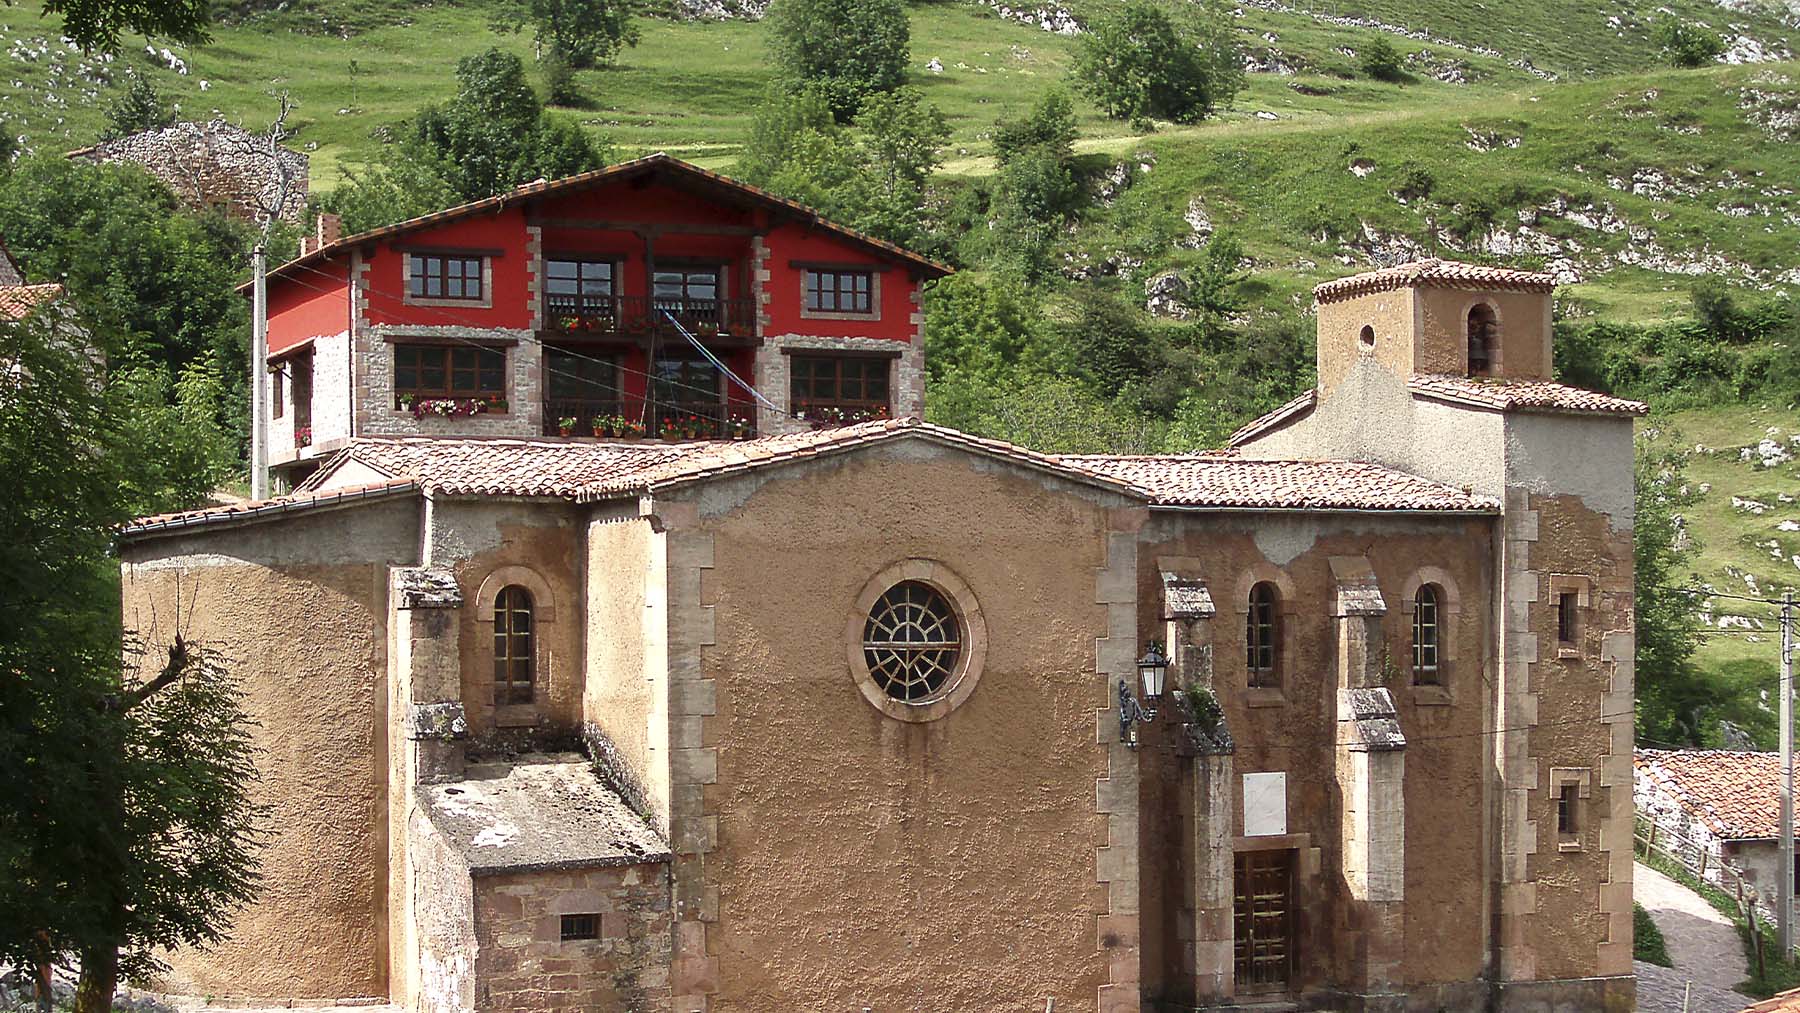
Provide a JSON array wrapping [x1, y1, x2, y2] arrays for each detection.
[[493, 585, 535, 706], [1556, 783, 1580, 835], [1412, 584, 1441, 685], [1247, 582, 1279, 688], [1557, 591, 1579, 645]]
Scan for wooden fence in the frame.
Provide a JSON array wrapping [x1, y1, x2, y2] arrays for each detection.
[[1636, 814, 1770, 976]]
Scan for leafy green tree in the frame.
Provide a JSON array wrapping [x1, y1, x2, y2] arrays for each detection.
[[1073, 0, 1243, 127], [766, 0, 910, 121], [321, 146, 462, 235], [1633, 427, 1711, 745], [967, 89, 1084, 280], [495, 0, 640, 68], [1, 301, 260, 1013], [1360, 36, 1406, 82], [102, 75, 177, 140], [43, 0, 211, 53], [923, 272, 1053, 387], [992, 87, 1078, 164], [735, 86, 947, 248], [1652, 15, 1726, 68]]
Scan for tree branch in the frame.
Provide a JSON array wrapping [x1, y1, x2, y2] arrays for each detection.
[[116, 635, 189, 711]]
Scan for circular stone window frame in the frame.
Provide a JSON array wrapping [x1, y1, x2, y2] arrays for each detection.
[[846, 559, 989, 723]]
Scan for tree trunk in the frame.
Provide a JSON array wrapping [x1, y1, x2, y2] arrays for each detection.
[[72, 946, 117, 1013], [32, 930, 53, 1013]]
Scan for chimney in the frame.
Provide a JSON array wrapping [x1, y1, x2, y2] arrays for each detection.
[[317, 212, 341, 248], [300, 235, 319, 257]]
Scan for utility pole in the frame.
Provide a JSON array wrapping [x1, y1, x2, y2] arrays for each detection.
[[1782, 591, 1795, 954], [250, 241, 268, 500]]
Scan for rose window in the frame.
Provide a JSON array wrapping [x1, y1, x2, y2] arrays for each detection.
[[862, 581, 962, 703]]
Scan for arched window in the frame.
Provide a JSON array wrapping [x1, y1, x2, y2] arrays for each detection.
[[1247, 582, 1279, 687], [493, 585, 535, 705], [1412, 584, 1442, 685], [1467, 304, 1497, 376]]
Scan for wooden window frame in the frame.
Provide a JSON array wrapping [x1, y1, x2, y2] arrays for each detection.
[[271, 366, 284, 419], [800, 267, 880, 320], [1412, 584, 1441, 685], [493, 585, 535, 707], [1247, 582, 1279, 689], [393, 344, 508, 408], [789, 353, 892, 417], [404, 252, 491, 308], [544, 257, 620, 317]]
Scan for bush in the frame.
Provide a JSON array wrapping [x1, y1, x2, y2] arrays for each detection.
[[1652, 15, 1726, 68], [1360, 36, 1406, 82], [540, 51, 580, 106], [1073, 0, 1243, 128], [102, 76, 177, 140], [1633, 903, 1672, 967], [766, 0, 909, 122]]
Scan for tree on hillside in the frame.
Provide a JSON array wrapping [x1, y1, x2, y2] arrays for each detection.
[[1073, 0, 1243, 128], [328, 49, 611, 229], [1632, 427, 1711, 745], [766, 0, 910, 122], [966, 89, 1084, 280], [495, 0, 640, 68], [0, 303, 264, 1013], [43, 0, 210, 54], [102, 76, 178, 141], [734, 85, 947, 248], [1651, 15, 1726, 68], [1359, 36, 1406, 82]]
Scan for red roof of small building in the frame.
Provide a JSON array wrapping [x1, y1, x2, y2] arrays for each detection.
[[1409, 374, 1648, 416], [1313, 259, 1557, 303], [1741, 987, 1800, 1013], [249, 153, 951, 294], [1228, 389, 1318, 447], [0, 283, 65, 321], [1636, 748, 1780, 840]]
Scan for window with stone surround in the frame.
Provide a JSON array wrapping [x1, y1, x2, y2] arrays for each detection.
[[791, 354, 891, 418], [1247, 583, 1279, 688], [1412, 584, 1442, 685], [1550, 767, 1590, 850], [407, 253, 485, 301], [394, 344, 506, 406], [493, 585, 535, 706], [559, 913, 599, 941]]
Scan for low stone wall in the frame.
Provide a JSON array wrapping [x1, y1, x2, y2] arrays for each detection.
[[472, 862, 672, 1011]]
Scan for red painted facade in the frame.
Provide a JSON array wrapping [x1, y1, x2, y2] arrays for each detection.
[[260, 156, 944, 455]]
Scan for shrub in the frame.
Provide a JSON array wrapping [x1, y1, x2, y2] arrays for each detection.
[[766, 0, 909, 122], [1652, 15, 1726, 68], [1073, 0, 1243, 127], [1360, 36, 1406, 82], [102, 76, 177, 141], [540, 50, 580, 106]]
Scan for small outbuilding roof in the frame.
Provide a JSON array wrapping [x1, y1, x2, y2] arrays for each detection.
[[1313, 258, 1557, 303], [1409, 374, 1648, 416], [0, 283, 65, 321], [421, 756, 669, 874], [1636, 748, 1779, 841]]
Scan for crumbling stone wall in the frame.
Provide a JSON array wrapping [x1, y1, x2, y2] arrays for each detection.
[[472, 862, 672, 1012], [71, 119, 308, 224]]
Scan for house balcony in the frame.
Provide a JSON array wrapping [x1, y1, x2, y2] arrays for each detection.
[[543, 295, 760, 346], [542, 396, 755, 440]]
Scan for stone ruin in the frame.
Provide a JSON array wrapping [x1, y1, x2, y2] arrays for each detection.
[[68, 119, 309, 225]]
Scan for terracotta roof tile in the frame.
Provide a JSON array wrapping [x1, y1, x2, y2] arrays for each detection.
[[1636, 748, 1779, 840], [0, 283, 64, 321], [121, 479, 420, 539], [1410, 374, 1648, 416], [1314, 259, 1556, 303], [253, 153, 951, 293], [1740, 987, 1800, 1013], [1055, 455, 1497, 511], [1228, 389, 1317, 447]]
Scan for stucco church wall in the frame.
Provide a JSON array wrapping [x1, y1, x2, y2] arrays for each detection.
[[409, 811, 477, 1013], [428, 500, 587, 737], [584, 510, 669, 829], [674, 441, 1133, 1012], [1317, 290, 1417, 396], [1135, 511, 1494, 998], [118, 498, 421, 1000]]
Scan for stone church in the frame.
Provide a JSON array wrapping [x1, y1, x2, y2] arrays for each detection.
[[120, 176, 1641, 1013]]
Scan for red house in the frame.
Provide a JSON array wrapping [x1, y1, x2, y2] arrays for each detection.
[[259, 153, 949, 487]]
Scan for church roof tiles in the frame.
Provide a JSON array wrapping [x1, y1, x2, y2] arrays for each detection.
[[1409, 374, 1648, 415], [1313, 258, 1556, 303], [1056, 454, 1496, 511]]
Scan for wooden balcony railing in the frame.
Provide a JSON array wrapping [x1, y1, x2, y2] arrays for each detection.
[[544, 295, 759, 340]]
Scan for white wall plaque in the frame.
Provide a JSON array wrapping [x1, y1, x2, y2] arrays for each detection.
[[1243, 771, 1288, 837]]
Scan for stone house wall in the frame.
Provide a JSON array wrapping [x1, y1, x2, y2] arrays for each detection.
[[472, 863, 673, 1012]]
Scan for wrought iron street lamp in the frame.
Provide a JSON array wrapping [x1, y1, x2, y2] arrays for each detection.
[[1119, 640, 1170, 748]]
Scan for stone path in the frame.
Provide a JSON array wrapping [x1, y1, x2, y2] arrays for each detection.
[[1635, 861, 1752, 1013]]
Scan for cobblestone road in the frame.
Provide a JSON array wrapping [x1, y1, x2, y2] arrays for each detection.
[[1635, 861, 1752, 1013]]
